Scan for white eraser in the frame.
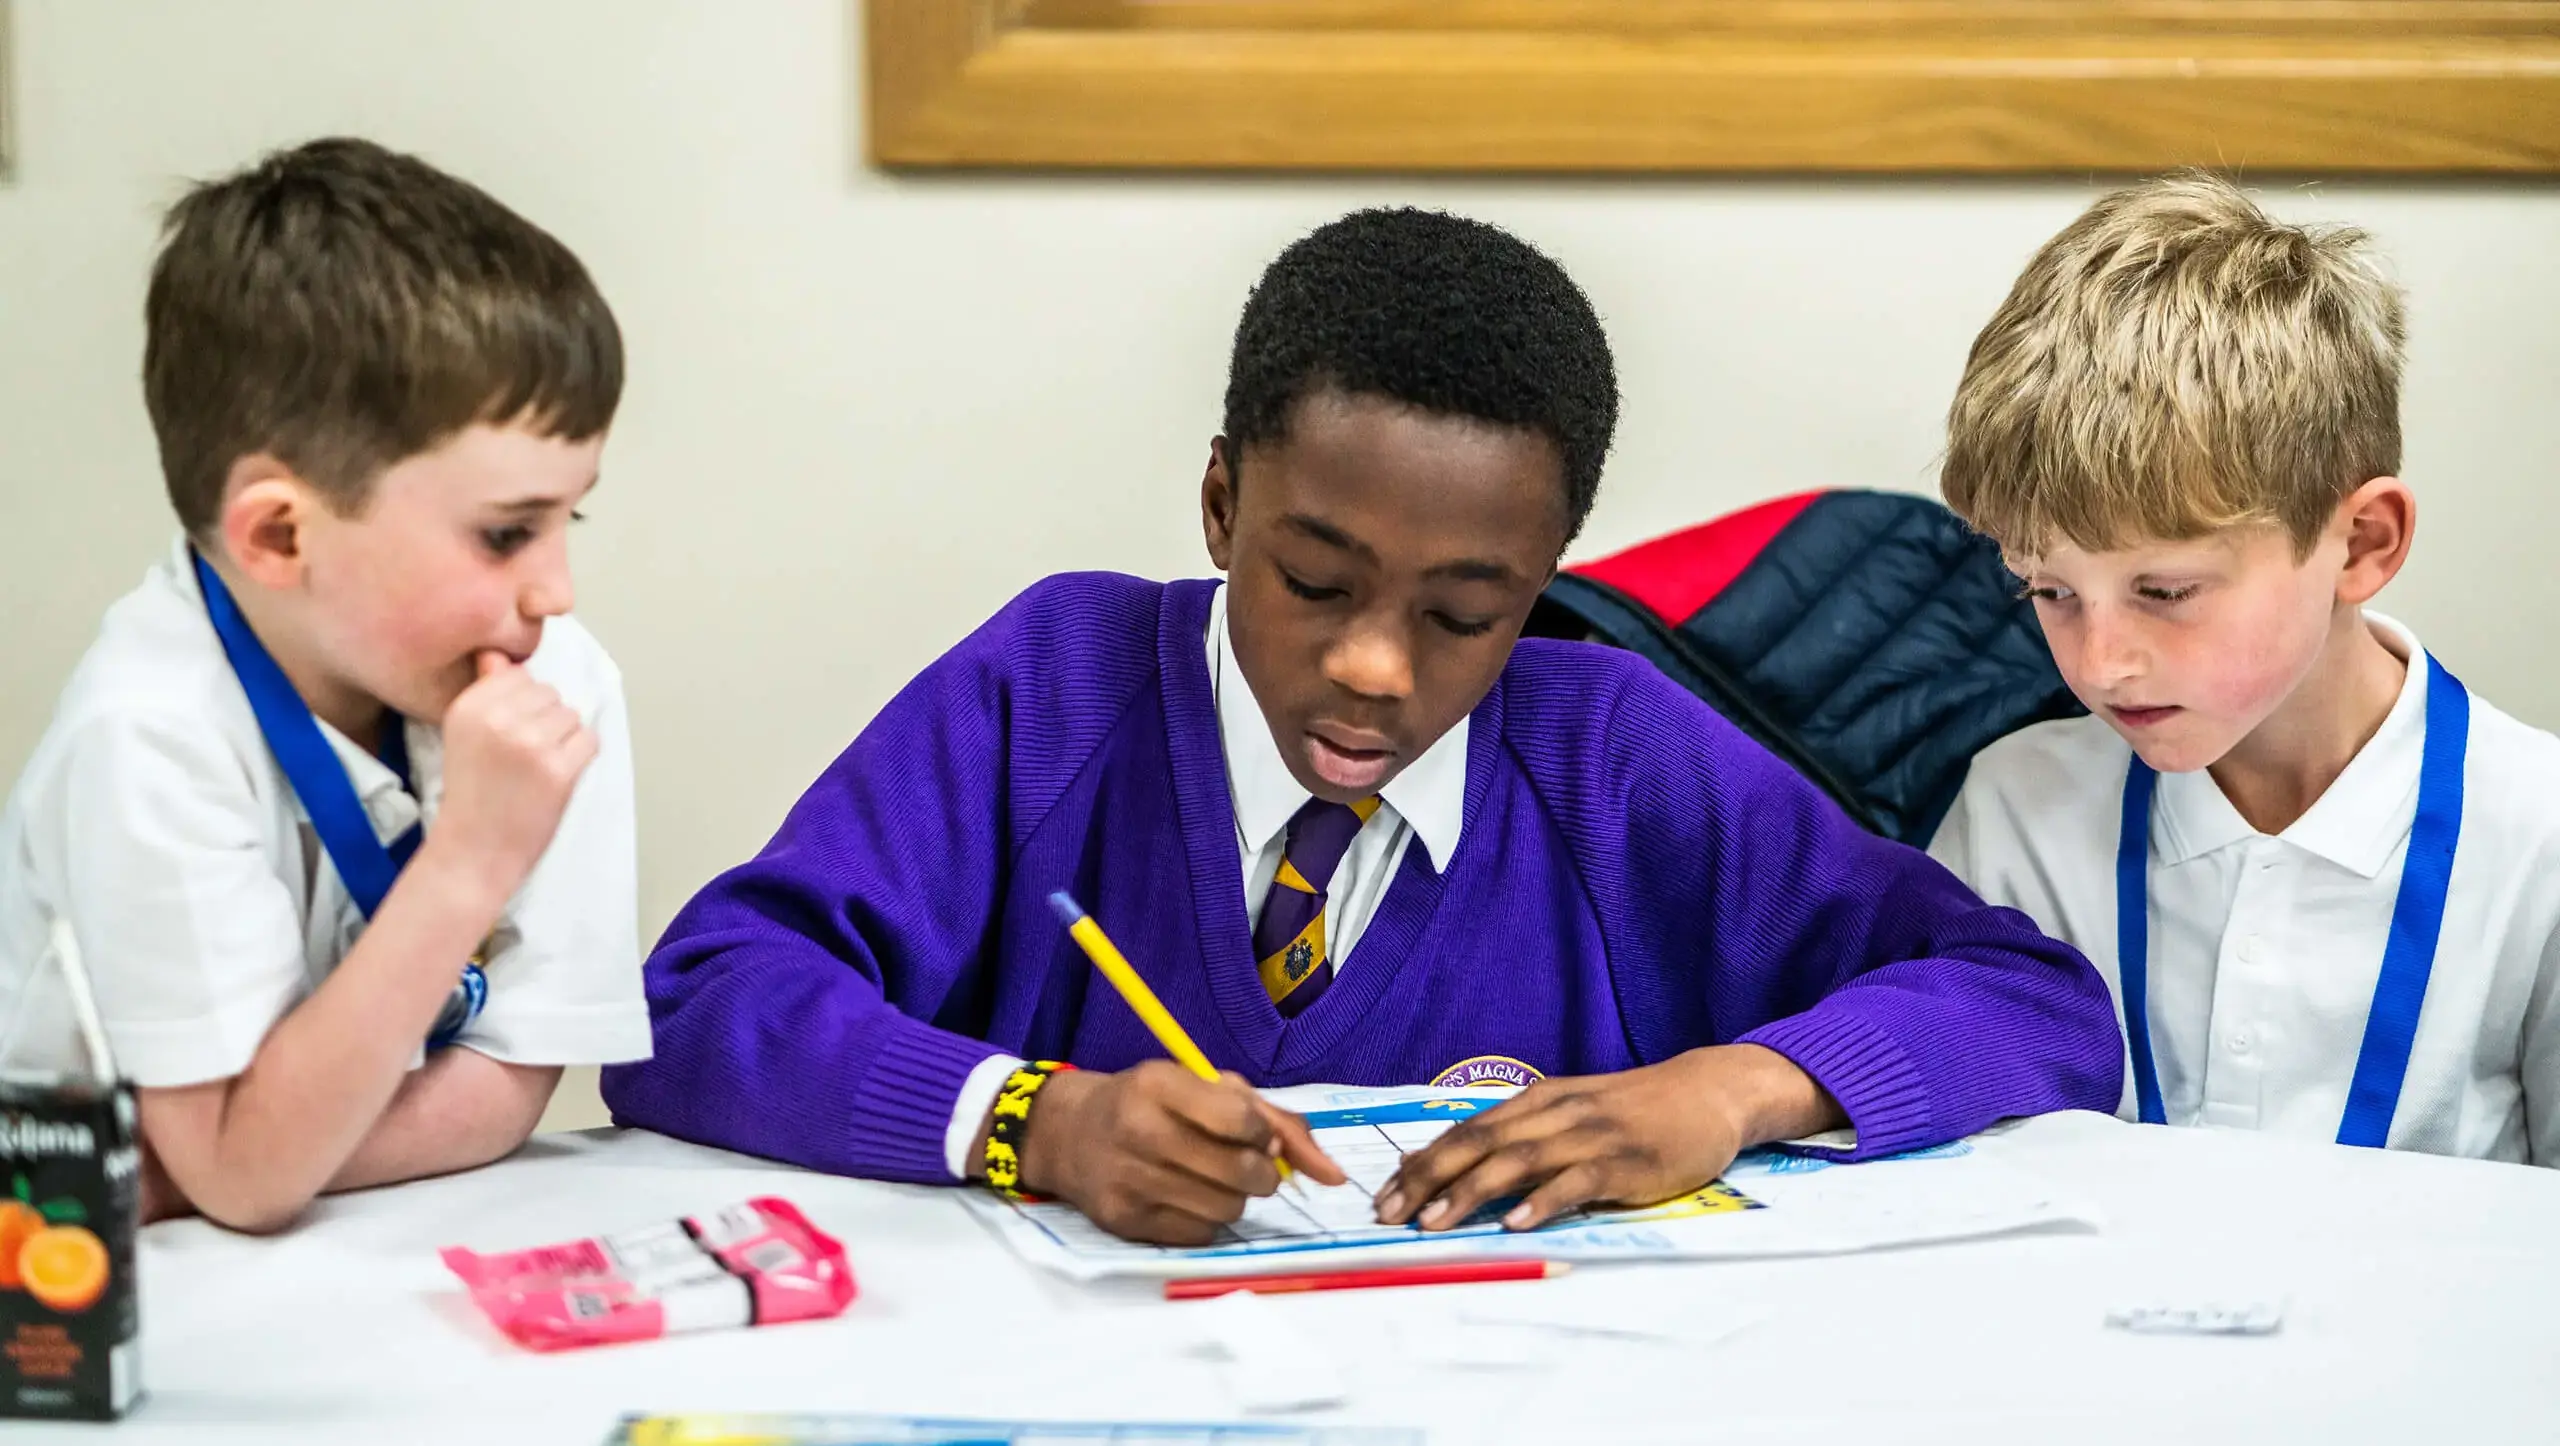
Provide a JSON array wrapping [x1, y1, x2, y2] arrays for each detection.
[[2105, 1300, 2284, 1336]]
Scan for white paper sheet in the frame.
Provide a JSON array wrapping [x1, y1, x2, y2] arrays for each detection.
[[963, 1087, 2099, 1281], [607, 1414, 1417, 1444]]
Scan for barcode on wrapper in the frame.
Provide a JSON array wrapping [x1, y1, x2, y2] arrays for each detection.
[[742, 1239, 800, 1274], [693, 1203, 771, 1250]]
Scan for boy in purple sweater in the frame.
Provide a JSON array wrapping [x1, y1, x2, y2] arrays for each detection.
[[604, 210, 2120, 1244]]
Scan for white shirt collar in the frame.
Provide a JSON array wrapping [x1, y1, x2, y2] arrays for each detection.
[[2155, 611, 2431, 879], [317, 719, 433, 824], [1206, 583, 1468, 869]]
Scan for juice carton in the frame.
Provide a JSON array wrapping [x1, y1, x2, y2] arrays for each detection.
[[0, 920, 141, 1420]]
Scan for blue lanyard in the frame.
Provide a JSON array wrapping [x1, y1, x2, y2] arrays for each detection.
[[190, 551, 485, 1049], [2116, 654, 2469, 1148]]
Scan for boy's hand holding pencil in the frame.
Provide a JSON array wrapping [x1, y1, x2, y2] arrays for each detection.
[[1004, 1062, 1343, 1246], [977, 892, 1343, 1246]]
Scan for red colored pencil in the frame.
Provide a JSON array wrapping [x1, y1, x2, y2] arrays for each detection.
[[1164, 1258, 1567, 1300]]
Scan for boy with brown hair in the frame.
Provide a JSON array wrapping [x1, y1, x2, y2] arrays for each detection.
[[1932, 171, 2560, 1164], [0, 137, 651, 1229]]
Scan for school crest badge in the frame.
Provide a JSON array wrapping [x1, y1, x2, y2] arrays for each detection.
[[1429, 1055, 1544, 1089], [1283, 939, 1316, 982]]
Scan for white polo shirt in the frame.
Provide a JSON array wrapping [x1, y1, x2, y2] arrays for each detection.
[[0, 540, 654, 1086], [935, 581, 1471, 1178], [1931, 614, 2560, 1164]]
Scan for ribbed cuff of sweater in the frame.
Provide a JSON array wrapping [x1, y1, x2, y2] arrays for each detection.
[[1739, 1008, 1936, 1161], [841, 1015, 1010, 1184]]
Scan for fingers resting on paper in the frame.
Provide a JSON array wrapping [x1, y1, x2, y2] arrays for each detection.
[[1372, 1047, 1830, 1233]]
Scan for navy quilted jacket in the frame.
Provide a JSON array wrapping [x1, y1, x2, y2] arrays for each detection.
[[1526, 489, 2084, 845]]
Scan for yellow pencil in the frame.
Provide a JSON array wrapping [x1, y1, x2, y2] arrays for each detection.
[[1047, 890, 1296, 1184]]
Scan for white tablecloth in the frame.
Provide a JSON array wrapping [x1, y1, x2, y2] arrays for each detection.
[[24, 1111, 2560, 1445]]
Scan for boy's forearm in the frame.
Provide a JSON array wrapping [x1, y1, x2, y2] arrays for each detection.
[[325, 1048, 558, 1195], [142, 843, 512, 1231]]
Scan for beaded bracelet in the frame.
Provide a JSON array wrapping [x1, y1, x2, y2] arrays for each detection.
[[984, 1060, 1074, 1201]]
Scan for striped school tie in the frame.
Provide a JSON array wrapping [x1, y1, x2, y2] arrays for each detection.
[[1254, 795, 1381, 1017]]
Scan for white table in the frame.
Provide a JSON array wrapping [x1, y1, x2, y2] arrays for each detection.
[[27, 1111, 2560, 1445]]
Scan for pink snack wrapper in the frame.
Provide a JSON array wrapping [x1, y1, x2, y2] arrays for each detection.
[[441, 1197, 856, 1352]]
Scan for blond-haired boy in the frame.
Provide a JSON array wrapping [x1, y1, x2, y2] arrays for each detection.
[[1930, 172, 2560, 1164]]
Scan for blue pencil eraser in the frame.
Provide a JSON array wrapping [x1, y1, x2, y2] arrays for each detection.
[[1046, 891, 1085, 927]]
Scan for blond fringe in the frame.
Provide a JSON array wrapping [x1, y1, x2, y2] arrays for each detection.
[[1942, 170, 2404, 558]]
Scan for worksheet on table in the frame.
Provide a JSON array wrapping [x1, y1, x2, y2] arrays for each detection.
[[963, 1086, 2101, 1282], [1010, 1095, 1757, 1262], [609, 1412, 1420, 1445]]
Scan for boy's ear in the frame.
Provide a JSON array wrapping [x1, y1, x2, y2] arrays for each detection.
[[1201, 437, 1240, 572], [2333, 475, 2415, 608], [216, 453, 319, 591]]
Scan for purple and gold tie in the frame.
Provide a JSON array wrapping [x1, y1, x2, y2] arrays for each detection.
[[1254, 795, 1381, 1017]]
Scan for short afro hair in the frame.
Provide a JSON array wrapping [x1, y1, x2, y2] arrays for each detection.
[[1222, 208, 1619, 548]]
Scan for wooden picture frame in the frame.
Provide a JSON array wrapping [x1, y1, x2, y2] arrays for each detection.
[[867, 1, 2560, 173]]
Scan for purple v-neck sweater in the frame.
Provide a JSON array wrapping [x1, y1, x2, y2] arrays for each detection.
[[603, 574, 2120, 1183]]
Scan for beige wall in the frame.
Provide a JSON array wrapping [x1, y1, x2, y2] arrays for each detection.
[[4, 0, 2556, 1130]]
